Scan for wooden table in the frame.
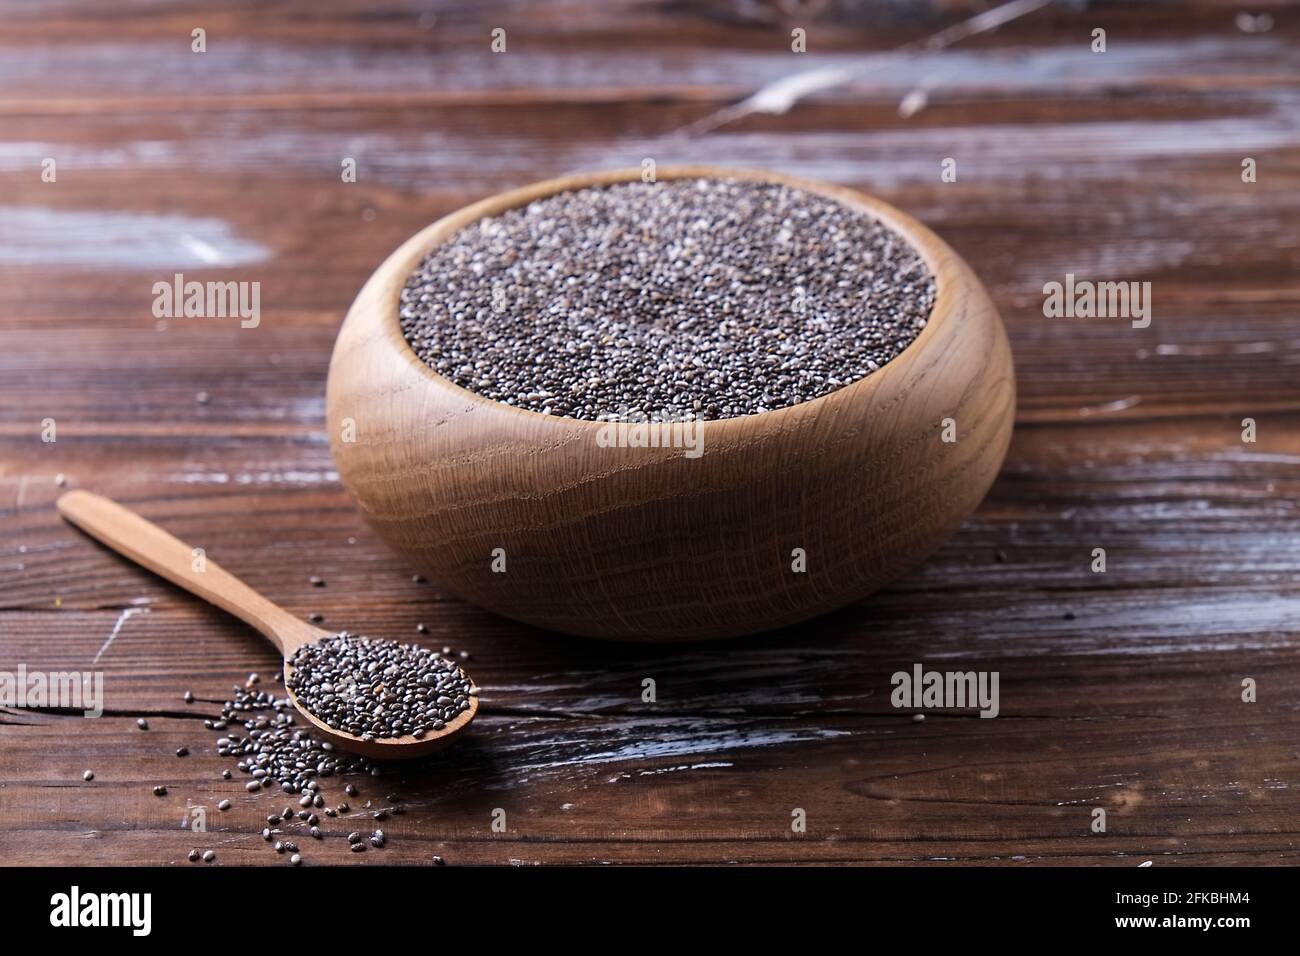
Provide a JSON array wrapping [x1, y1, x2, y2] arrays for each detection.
[[2, 0, 1297, 866]]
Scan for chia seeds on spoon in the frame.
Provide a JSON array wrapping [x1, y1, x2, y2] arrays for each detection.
[[399, 177, 936, 421], [286, 631, 474, 740]]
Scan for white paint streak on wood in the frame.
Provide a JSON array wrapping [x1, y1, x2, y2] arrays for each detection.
[[179, 233, 228, 265], [682, 0, 1056, 134], [92, 606, 147, 664], [1078, 396, 1141, 416], [0, 207, 268, 269], [636, 762, 734, 776], [527, 726, 852, 770], [171, 470, 339, 485]]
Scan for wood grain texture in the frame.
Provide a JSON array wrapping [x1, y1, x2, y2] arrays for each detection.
[[327, 165, 1015, 640], [1, 0, 1298, 865]]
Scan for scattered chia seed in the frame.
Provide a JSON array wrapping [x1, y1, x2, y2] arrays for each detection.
[[82, 770, 94, 781], [175, 746, 189, 757], [290, 853, 302, 865], [309, 576, 325, 588], [136, 718, 148, 730], [186, 658, 457, 867], [183, 690, 195, 703], [286, 631, 473, 739], [308, 612, 325, 624], [202, 850, 215, 863], [188, 849, 200, 862], [152, 785, 166, 796], [432, 855, 445, 866], [399, 177, 936, 421]]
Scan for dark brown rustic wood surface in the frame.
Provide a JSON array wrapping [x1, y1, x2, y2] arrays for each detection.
[[2, 0, 1298, 866]]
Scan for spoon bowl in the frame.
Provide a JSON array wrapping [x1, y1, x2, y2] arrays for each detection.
[[57, 489, 477, 758], [282, 655, 479, 759]]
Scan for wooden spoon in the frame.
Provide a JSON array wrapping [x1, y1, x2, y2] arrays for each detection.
[[57, 490, 477, 759]]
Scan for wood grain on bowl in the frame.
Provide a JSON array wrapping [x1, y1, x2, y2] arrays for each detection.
[[326, 167, 1015, 640]]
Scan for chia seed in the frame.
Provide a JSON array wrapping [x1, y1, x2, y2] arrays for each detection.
[[286, 631, 473, 739], [399, 177, 936, 421], [187, 655, 462, 866]]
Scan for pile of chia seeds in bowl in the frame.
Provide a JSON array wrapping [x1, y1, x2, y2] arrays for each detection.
[[287, 631, 475, 741], [399, 177, 936, 421]]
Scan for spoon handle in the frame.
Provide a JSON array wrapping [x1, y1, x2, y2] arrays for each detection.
[[57, 490, 314, 655]]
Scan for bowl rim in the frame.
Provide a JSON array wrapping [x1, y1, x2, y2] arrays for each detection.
[[368, 164, 960, 435]]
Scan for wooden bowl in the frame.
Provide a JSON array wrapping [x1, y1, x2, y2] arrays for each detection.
[[326, 166, 1015, 641]]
